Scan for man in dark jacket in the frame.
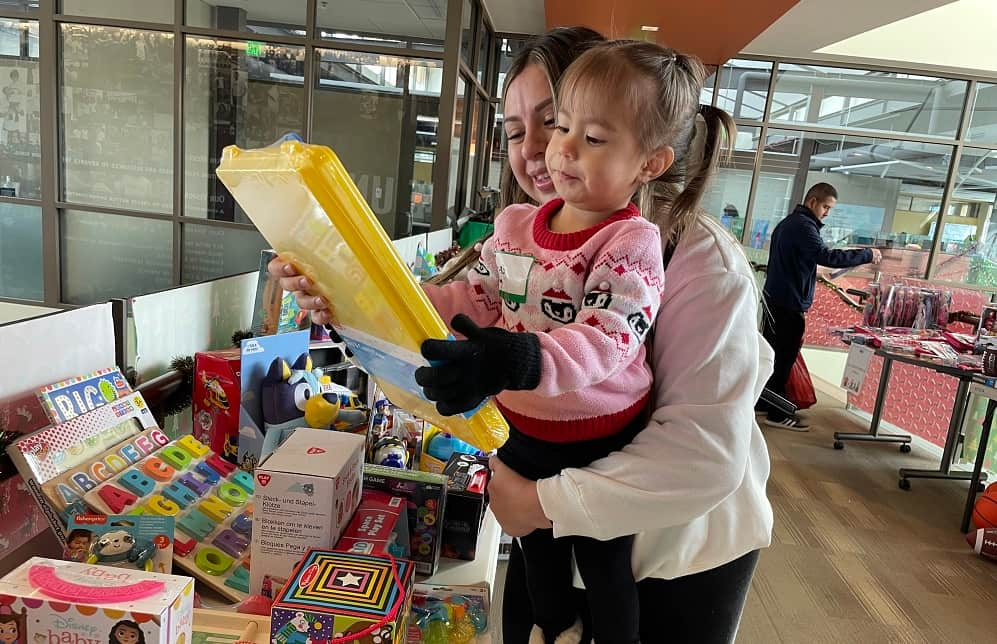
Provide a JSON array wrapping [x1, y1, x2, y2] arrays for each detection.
[[762, 182, 881, 430]]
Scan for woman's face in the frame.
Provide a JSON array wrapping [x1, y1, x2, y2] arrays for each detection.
[[114, 626, 139, 644], [503, 63, 558, 203]]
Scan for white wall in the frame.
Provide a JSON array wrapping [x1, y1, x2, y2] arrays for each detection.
[[802, 346, 849, 400], [0, 301, 58, 324]]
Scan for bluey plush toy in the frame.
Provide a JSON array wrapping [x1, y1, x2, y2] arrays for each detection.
[[261, 354, 340, 440]]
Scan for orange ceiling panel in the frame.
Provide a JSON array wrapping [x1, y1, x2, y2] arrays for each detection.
[[545, 0, 801, 66]]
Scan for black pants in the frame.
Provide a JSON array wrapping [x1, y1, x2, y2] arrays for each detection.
[[761, 298, 806, 421], [497, 419, 643, 644], [503, 541, 761, 644]]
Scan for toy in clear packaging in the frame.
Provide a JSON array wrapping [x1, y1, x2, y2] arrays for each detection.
[[977, 305, 997, 350], [372, 436, 409, 469], [261, 353, 341, 437], [408, 585, 489, 644], [215, 140, 508, 452], [425, 432, 480, 463], [66, 514, 175, 573], [238, 330, 311, 470]]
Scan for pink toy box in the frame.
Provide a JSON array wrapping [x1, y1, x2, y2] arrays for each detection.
[[0, 557, 194, 644]]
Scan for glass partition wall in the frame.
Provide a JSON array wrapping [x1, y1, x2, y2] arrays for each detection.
[[703, 59, 997, 290], [0, 0, 498, 307]]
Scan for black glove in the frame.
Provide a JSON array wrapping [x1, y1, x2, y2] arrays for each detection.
[[415, 314, 542, 416]]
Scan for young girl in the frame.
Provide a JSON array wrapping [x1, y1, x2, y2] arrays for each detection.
[[418, 40, 715, 644]]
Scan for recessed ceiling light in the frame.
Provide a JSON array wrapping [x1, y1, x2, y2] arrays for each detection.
[[640, 25, 659, 31]]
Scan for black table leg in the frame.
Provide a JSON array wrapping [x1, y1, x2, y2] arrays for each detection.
[[962, 398, 997, 533], [834, 355, 911, 450]]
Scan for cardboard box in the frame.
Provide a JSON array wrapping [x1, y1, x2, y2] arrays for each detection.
[[362, 464, 447, 576], [192, 349, 241, 463], [251, 428, 365, 597], [0, 557, 194, 644], [270, 549, 413, 644], [440, 453, 490, 561], [335, 489, 410, 558], [7, 392, 158, 543]]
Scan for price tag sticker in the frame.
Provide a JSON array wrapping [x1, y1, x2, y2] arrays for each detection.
[[841, 343, 874, 395]]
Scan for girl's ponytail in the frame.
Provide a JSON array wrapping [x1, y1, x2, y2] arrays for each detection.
[[663, 104, 736, 240]]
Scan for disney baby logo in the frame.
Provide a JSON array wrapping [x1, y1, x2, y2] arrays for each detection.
[[51, 616, 100, 639]]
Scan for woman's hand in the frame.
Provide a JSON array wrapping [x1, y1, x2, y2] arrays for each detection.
[[487, 455, 552, 537], [266, 255, 334, 325]]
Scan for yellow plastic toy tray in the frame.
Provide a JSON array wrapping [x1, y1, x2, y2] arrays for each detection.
[[216, 139, 508, 452]]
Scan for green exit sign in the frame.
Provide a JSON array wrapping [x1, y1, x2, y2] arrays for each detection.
[[246, 40, 264, 57]]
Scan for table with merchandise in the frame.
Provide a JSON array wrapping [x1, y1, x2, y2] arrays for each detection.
[[833, 326, 988, 492]]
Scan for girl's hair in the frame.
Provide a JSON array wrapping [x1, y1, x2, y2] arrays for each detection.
[[427, 26, 605, 286], [557, 40, 735, 245], [499, 26, 605, 209], [109, 621, 145, 644]]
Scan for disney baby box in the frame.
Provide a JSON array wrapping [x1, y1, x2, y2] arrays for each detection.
[[0, 557, 194, 644], [215, 139, 508, 452]]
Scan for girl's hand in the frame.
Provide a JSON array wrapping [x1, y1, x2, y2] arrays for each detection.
[[415, 315, 542, 416], [487, 455, 552, 537], [266, 255, 334, 325]]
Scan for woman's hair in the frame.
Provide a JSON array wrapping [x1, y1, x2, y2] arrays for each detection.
[[558, 40, 735, 245], [499, 26, 605, 209], [427, 26, 605, 286]]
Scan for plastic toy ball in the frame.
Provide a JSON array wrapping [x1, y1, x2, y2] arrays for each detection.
[[422, 620, 449, 644], [448, 617, 476, 644]]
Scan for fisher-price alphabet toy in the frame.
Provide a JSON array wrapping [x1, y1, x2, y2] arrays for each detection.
[[84, 434, 254, 601]]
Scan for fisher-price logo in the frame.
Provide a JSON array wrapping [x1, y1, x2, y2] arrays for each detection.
[[306, 447, 326, 455], [256, 473, 271, 487]]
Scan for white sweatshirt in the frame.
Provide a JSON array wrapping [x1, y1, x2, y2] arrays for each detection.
[[537, 215, 775, 581]]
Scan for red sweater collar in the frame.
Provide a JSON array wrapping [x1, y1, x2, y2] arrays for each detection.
[[532, 198, 641, 250]]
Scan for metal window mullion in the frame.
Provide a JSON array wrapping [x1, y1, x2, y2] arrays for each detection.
[[710, 63, 720, 107], [924, 77, 976, 280], [39, 0, 59, 306], [0, 10, 34, 20], [736, 53, 991, 84], [430, 0, 463, 231], [54, 13, 175, 32], [182, 217, 268, 232], [311, 40, 444, 61], [757, 119, 957, 146], [55, 201, 176, 220], [924, 143, 963, 280], [302, 0, 315, 141], [0, 195, 41, 207], [172, 0, 182, 286], [180, 24, 307, 46], [959, 80, 977, 142], [740, 62, 779, 245]]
